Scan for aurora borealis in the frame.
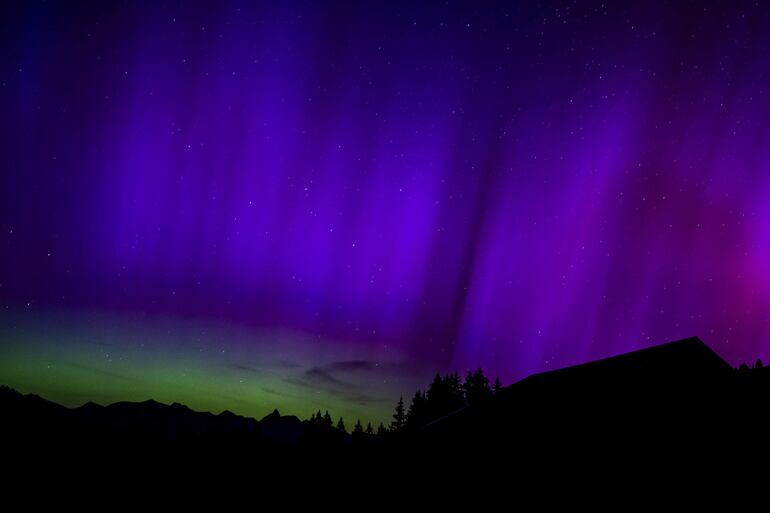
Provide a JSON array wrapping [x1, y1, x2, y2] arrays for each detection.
[[3, 0, 770, 423]]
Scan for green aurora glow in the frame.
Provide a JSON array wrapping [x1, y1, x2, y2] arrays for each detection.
[[0, 308, 430, 426]]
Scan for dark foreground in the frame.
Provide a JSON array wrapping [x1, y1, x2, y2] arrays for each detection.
[[3, 337, 770, 481]]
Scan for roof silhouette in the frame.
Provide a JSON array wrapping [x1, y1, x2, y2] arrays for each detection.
[[514, 336, 732, 391]]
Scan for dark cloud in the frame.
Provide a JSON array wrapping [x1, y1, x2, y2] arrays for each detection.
[[228, 363, 258, 372], [346, 393, 387, 406], [327, 360, 379, 372], [261, 386, 290, 397], [303, 367, 352, 388], [283, 376, 343, 396], [227, 360, 302, 373], [325, 360, 406, 374], [284, 376, 381, 406], [282, 360, 415, 408], [293, 360, 414, 392]]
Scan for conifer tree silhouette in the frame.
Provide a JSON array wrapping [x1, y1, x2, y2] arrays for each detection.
[[463, 368, 491, 405], [406, 390, 427, 430], [493, 376, 503, 395], [391, 396, 406, 431], [323, 411, 333, 429]]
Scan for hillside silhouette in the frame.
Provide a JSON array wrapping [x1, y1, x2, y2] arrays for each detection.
[[4, 336, 770, 471]]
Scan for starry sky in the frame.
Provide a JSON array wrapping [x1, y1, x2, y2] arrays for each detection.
[[2, 0, 770, 424]]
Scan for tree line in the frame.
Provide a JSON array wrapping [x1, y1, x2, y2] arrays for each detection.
[[305, 368, 502, 443]]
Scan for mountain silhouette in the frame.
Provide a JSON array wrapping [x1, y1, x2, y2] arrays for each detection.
[[260, 408, 305, 445], [0, 385, 303, 460]]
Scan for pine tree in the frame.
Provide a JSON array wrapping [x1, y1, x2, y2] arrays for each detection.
[[406, 389, 427, 430], [427, 373, 443, 403], [353, 420, 363, 434], [493, 376, 503, 395], [365, 422, 373, 435], [391, 395, 406, 431], [463, 370, 474, 398], [426, 372, 466, 421], [322, 410, 333, 429], [448, 372, 464, 406], [377, 422, 387, 436], [336, 417, 346, 433], [464, 368, 491, 405]]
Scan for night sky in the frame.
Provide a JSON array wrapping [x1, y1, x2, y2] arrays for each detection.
[[2, 0, 770, 424]]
